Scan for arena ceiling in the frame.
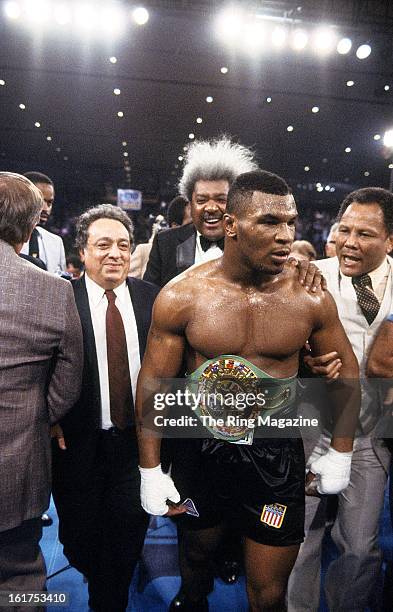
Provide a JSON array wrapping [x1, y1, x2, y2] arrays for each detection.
[[1, 0, 393, 217]]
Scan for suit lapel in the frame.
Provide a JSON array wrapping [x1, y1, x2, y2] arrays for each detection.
[[176, 229, 196, 273], [127, 277, 147, 359], [73, 276, 100, 392]]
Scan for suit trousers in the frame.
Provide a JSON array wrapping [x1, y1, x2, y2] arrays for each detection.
[[52, 428, 149, 612], [287, 435, 390, 611], [0, 518, 46, 612]]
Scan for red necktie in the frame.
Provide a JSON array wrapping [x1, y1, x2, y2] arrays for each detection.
[[105, 289, 133, 429]]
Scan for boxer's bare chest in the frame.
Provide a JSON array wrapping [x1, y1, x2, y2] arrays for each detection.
[[185, 281, 314, 376]]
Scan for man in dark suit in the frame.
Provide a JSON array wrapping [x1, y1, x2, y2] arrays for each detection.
[[52, 204, 159, 612], [0, 172, 83, 606], [144, 136, 258, 287]]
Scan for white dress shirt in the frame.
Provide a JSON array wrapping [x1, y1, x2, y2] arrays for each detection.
[[339, 257, 390, 304], [85, 274, 141, 429], [194, 231, 223, 264]]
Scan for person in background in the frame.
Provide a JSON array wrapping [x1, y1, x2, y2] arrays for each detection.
[[20, 171, 66, 273], [66, 254, 83, 279], [291, 239, 317, 262], [0, 172, 83, 609], [325, 222, 339, 258], [166, 195, 192, 228]]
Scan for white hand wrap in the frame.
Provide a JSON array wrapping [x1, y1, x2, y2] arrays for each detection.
[[139, 464, 181, 516], [309, 447, 352, 495]]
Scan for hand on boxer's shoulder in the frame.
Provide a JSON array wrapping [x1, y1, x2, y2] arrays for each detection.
[[287, 257, 327, 293]]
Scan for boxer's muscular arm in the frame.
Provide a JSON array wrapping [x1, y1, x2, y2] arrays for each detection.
[[308, 290, 360, 452], [136, 286, 188, 468]]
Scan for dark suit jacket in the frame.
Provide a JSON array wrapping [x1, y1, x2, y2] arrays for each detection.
[[59, 275, 159, 442], [143, 223, 196, 287]]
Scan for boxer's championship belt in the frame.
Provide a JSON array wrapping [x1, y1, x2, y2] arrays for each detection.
[[187, 355, 297, 443]]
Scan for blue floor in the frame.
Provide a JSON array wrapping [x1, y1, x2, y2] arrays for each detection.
[[42, 489, 393, 611]]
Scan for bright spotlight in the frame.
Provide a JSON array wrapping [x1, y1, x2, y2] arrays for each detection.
[[216, 8, 244, 41], [314, 28, 335, 53], [100, 6, 125, 33], [383, 130, 393, 148], [356, 44, 371, 59], [292, 30, 308, 50], [242, 23, 265, 53], [271, 26, 287, 48], [132, 7, 149, 26], [337, 37, 352, 54], [25, 0, 50, 23], [74, 4, 97, 29], [4, 1, 21, 19], [312, 106, 319, 113], [54, 4, 71, 25]]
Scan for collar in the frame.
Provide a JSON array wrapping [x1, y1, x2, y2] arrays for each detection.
[[85, 273, 128, 308], [197, 231, 224, 251], [339, 257, 389, 289]]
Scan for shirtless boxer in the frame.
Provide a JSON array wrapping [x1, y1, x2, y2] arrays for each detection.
[[136, 169, 359, 612]]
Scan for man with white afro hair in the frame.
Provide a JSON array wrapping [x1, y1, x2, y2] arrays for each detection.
[[144, 136, 258, 287], [178, 136, 258, 202]]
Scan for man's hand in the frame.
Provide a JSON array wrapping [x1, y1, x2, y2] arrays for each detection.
[[50, 424, 66, 450], [303, 351, 342, 381], [287, 257, 327, 293], [139, 464, 187, 516], [306, 447, 352, 496]]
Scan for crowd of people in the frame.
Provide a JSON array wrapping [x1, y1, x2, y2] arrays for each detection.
[[1, 135, 393, 612]]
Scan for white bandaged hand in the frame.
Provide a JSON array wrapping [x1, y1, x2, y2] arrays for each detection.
[[139, 464, 181, 515], [309, 447, 352, 495]]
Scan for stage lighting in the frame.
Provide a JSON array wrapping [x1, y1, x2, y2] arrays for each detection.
[[74, 4, 97, 30], [312, 106, 319, 113], [206, 96, 213, 103], [189, 133, 195, 139], [385, 85, 390, 91], [132, 7, 149, 26], [24, 0, 50, 23], [383, 129, 393, 148], [109, 56, 117, 63], [266, 96, 272, 103], [216, 7, 244, 41], [304, 166, 310, 171], [356, 44, 371, 59], [196, 117, 203, 124], [272, 26, 286, 48], [178, 156, 183, 161], [242, 23, 265, 53], [364, 171, 370, 176], [389, 163, 393, 169], [4, 1, 21, 19], [337, 37, 352, 54], [54, 3, 71, 26], [314, 28, 335, 53], [122, 141, 127, 146], [113, 88, 121, 95], [292, 30, 308, 50], [345, 147, 351, 153], [46, 136, 52, 141], [100, 5, 125, 34], [220, 66, 228, 74], [374, 134, 381, 140], [35, 122, 41, 127], [19, 103, 26, 109], [346, 80, 354, 87], [287, 125, 294, 132], [117, 111, 124, 117], [0, 79, 5, 85]]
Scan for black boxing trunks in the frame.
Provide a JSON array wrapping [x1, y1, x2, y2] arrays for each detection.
[[171, 356, 305, 546]]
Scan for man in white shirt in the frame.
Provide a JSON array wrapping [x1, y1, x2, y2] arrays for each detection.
[[288, 187, 393, 611], [51, 204, 159, 612], [20, 172, 66, 273]]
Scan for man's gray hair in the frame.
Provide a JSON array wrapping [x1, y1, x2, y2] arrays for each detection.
[[0, 172, 42, 246], [75, 204, 134, 251], [178, 136, 258, 201]]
